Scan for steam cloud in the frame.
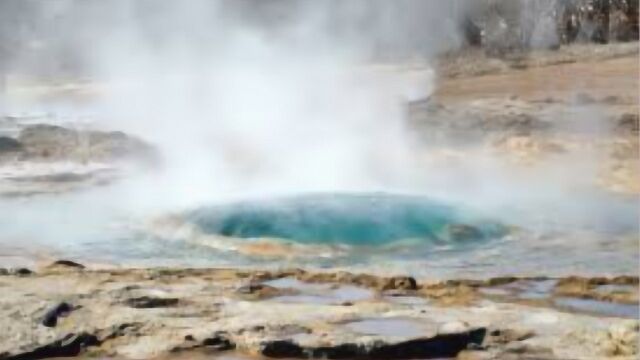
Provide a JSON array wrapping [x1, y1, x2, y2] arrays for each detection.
[[32, 0, 467, 209], [0, 1, 635, 264]]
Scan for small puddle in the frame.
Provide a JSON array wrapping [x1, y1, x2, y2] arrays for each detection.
[[554, 297, 639, 319], [594, 284, 637, 294], [518, 280, 557, 300], [264, 277, 374, 305], [343, 318, 433, 338], [384, 295, 431, 305], [479, 279, 557, 301]]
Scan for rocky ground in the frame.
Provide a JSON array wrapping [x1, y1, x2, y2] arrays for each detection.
[[422, 42, 639, 195], [0, 121, 156, 196], [0, 262, 637, 360]]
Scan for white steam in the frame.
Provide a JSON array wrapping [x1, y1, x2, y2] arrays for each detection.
[[80, 0, 457, 209]]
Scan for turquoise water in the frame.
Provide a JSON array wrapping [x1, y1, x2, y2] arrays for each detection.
[[1, 189, 635, 278], [187, 193, 507, 246]]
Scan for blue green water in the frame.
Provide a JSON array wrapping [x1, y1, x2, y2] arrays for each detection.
[[187, 192, 508, 246]]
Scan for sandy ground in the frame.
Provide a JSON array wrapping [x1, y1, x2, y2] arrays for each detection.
[[436, 56, 639, 104]]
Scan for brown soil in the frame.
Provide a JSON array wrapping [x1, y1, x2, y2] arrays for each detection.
[[436, 56, 639, 104]]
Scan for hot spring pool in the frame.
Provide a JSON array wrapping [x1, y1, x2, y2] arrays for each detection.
[[1, 189, 636, 278], [186, 192, 507, 246]]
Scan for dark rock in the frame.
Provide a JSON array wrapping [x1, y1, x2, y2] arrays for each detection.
[[201, 332, 235, 351], [261, 328, 486, 359], [41, 302, 73, 328], [368, 328, 487, 359], [172, 332, 235, 354], [3, 332, 99, 360], [487, 328, 535, 345], [47, 260, 85, 270], [486, 277, 520, 287], [616, 113, 639, 133], [383, 277, 418, 291], [9, 268, 32, 276], [261, 340, 304, 358], [0, 137, 22, 153], [311, 343, 363, 359], [235, 283, 281, 300], [237, 283, 266, 294], [99, 323, 142, 342], [125, 296, 179, 309]]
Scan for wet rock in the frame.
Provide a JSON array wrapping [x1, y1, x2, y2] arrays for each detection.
[[0, 137, 22, 154], [125, 296, 179, 309], [41, 302, 73, 328], [3, 332, 99, 360]]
